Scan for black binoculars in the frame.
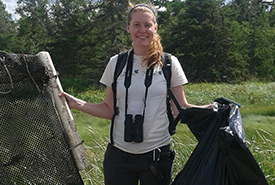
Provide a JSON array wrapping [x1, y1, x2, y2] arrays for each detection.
[[124, 114, 144, 143]]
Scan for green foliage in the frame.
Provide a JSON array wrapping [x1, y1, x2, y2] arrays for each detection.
[[49, 0, 100, 77], [61, 77, 92, 92], [221, 21, 250, 81], [0, 1, 17, 52], [0, 0, 274, 83], [14, 0, 53, 54], [252, 10, 275, 80]]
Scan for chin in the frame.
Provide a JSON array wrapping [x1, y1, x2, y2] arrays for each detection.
[[135, 42, 150, 48]]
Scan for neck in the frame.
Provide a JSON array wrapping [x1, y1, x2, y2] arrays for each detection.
[[133, 46, 148, 55]]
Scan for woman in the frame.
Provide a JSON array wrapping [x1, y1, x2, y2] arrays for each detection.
[[60, 2, 212, 185]]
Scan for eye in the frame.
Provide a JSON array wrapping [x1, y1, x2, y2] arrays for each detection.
[[145, 23, 152, 28]]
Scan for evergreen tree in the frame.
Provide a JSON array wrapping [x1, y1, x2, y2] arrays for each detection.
[[83, 0, 130, 83], [0, 0, 274, 83], [221, 21, 250, 81], [0, 0, 16, 52], [49, 0, 98, 79], [49, 0, 130, 83], [15, 0, 53, 54], [158, 0, 186, 53], [166, 0, 227, 82], [93, 0, 130, 57], [252, 5, 275, 80]]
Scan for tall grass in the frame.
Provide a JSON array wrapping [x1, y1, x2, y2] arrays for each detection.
[[68, 82, 275, 184]]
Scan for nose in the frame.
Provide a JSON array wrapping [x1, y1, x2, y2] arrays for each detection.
[[139, 25, 146, 32]]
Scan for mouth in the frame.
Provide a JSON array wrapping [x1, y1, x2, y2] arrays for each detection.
[[137, 36, 148, 39]]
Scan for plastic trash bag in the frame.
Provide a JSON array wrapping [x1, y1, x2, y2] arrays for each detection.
[[172, 104, 268, 185]]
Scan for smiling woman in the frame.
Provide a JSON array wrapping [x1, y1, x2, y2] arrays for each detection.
[[59, 1, 213, 184]]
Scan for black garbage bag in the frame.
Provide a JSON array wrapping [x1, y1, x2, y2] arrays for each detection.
[[172, 104, 269, 185]]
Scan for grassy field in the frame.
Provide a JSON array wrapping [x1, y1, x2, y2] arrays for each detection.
[[67, 82, 275, 185]]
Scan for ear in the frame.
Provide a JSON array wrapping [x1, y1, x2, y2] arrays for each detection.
[[154, 24, 158, 33], [127, 25, 130, 33]]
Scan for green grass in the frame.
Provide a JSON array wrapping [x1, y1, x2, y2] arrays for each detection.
[[67, 82, 275, 185]]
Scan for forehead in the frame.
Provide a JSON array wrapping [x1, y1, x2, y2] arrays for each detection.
[[129, 11, 155, 23]]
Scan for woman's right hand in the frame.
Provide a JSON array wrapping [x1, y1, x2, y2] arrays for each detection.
[[59, 91, 87, 109], [58, 87, 113, 120]]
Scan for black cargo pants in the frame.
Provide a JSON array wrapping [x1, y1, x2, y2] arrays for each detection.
[[103, 143, 174, 185]]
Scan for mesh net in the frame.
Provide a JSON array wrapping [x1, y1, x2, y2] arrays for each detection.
[[0, 51, 83, 185]]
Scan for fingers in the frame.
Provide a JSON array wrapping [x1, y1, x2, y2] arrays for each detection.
[[211, 102, 219, 111], [59, 91, 71, 99], [58, 91, 73, 103], [58, 91, 65, 97]]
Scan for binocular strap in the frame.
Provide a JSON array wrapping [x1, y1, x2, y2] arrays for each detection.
[[124, 50, 154, 143]]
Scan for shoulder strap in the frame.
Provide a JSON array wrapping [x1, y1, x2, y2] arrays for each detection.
[[161, 53, 177, 135], [112, 50, 129, 115], [162, 53, 187, 135], [110, 50, 129, 144], [162, 52, 171, 88], [114, 51, 129, 83]]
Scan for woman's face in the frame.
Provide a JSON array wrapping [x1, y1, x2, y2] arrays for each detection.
[[127, 10, 157, 53]]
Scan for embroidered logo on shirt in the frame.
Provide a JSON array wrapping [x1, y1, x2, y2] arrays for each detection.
[[130, 69, 163, 76]]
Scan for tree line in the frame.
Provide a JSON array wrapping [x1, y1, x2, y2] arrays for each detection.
[[1, 0, 274, 85]]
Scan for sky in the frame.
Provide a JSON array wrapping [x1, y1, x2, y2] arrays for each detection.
[[2, 0, 19, 20]]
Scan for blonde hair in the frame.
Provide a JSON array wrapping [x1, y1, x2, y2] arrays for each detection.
[[128, 2, 163, 68]]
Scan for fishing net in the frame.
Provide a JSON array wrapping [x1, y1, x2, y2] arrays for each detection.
[[0, 51, 87, 185]]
